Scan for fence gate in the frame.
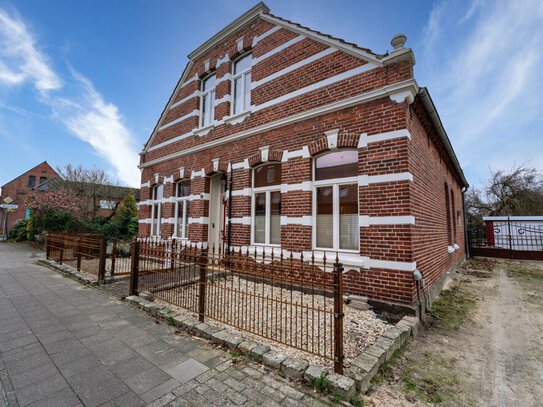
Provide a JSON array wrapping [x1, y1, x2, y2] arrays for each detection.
[[468, 217, 543, 260]]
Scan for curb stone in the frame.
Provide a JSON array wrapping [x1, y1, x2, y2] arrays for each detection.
[[345, 315, 421, 394]]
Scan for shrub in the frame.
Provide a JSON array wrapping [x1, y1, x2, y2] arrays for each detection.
[[8, 219, 29, 241]]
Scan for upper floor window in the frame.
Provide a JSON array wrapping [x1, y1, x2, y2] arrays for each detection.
[[99, 200, 116, 210], [252, 163, 281, 245], [175, 180, 191, 239], [151, 184, 164, 236], [39, 177, 47, 185], [200, 74, 216, 127], [444, 183, 452, 245], [28, 175, 36, 187], [314, 150, 359, 251], [232, 54, 251, 115]]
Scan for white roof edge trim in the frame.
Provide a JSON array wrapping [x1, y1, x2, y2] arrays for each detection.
[[142, 60, 194, 154], [188, 2, 270, 60], [259, 13, 383, 66]]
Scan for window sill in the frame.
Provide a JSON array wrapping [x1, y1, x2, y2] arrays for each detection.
[[193, 123, 215, 137], [224, 110, 251, 125]]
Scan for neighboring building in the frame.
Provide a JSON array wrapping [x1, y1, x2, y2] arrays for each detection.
[[137, 3, 468, 313], [0, 161, 59, 237]]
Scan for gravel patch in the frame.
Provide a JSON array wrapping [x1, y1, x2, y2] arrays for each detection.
[[148, 274, 390, 369]]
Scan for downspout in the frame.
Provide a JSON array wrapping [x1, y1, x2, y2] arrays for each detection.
[[226, 162, 233, 259], [462, 186, 470, 258]]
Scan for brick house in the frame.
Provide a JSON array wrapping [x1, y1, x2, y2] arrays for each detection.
[[0, 161, 59, 238], [137, 3, 469, 313]]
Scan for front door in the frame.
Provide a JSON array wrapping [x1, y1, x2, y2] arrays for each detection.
[[208, 173, 225, 255]]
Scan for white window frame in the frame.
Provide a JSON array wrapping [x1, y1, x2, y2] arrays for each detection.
[[231, 53, 252, 115], [174, 180, 190, 239], [312, 152, 360, 252], [151, 184, 163, 237], [250, 164, 281, 247], [99, 200, 116, 210], [200, 73, 216, 127]]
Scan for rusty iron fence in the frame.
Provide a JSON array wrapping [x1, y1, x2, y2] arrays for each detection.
[[468, 218, 543, 260], [130, 238, 345, 373], [46, 232, 106, 281], [108, 240, 132, 276]]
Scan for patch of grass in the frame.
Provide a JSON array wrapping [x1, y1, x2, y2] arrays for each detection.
[[164, 316, 174, 325], [504, 262, 543, 280], [350, 395, 364, 407], [311, 371, 330, 393], [331, 391, 342, 403], [429, 282, 476, 331], [230, 349, 241, 357]]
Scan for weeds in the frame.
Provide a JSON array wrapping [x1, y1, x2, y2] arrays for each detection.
[[164, 316, 174, 325], [429, 282, 475, 331], [311, 371, 330, 393], [350, 395, 364, 407]]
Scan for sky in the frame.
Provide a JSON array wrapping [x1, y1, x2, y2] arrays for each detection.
[[0, 0, 542, 189]]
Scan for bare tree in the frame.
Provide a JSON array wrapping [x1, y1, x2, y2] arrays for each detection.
[[467, 164, 543, 227], [50, 165, 124, 222]]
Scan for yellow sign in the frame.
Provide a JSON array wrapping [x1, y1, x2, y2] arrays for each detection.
[[3, 196, 13, 204]]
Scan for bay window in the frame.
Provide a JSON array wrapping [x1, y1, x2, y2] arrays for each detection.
[[232, 53, 251, 115], [200, 74, 216, 127], [314, 150, 359, 250], [252, 163, 281, 245], [175, 180, 190, 239], [151, 184, 164, 236]]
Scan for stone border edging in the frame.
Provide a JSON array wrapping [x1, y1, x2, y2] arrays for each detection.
[[345, 315, 420, 393], [37, 259, 129, 286], [124, 293, 420, 400]]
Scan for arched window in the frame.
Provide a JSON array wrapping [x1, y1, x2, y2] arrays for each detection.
[[450, 188, 456, 242], [175, 180, 191, 239], [200, 74, 216, 127], [232, 53, 251, 115], [252, 163, 281, 245], [314, 150, 359, 250], [151, 184, 164, 236]]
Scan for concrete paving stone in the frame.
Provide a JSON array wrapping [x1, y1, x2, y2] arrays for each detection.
[[172, 380, 199, 396], [166, 397, 189, 407], [15, 374, 69, 407], [109, 390, 146, 407], [223, 376, 246, 392], [9, 361, 62, 390], [225, 387, 248, 405], [180, 389, 208, 405], [304, 365, 325, 383], [365, 343, 386, 365], [193, 323, 220, 339], [55, 354, 102, 378], [0, 334, 38, 352], [195, 368, 218, 383], [167, 358, 209, 383], [93, 338, 138, 366], [281, 358, 309, 379], [26, 386, 81, 407], [326, 372, 355, 399], [204, 377, 228, 393], [107, 355, 155, 381], [124, 366, 172, 395], [260, 384, 286, 403], [146, 391, 176, 407], [3, 348, 51, 374], [141, 378, 180, 404], [250, 344, 270, 359], [186, 347, 223, 365]]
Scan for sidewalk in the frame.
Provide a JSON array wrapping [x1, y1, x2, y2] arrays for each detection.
[[0, 243, 330, 406]]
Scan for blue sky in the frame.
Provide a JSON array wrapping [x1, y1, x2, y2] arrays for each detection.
[[0, 0, 542, 189]]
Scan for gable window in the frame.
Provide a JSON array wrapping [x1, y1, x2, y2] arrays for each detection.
[[232, 53, 251, 115], [200, 74, 216, 127], [28, 175, 36, 187], [175, 180, 191, 239], [151, 184, 164, 236], [252, 163, 281, 245], [314, 150, 359, 251], [39, 177, 47, 184]]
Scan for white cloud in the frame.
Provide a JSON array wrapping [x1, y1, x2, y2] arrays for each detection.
[[419, 0, 543, 186], [0, 8, 61, 92], [0, 7, 140, 187]]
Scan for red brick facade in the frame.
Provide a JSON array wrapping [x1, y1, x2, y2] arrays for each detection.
[[0, 161, 59, 236], [138, 4, 468, 312]]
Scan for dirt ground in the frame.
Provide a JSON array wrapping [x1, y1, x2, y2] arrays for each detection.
[[363, 257, 543, 407]]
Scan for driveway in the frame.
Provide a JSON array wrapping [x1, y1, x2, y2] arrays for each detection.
[[0, 243, 330, 407]]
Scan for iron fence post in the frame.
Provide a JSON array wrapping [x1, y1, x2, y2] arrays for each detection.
[[199, 247, 208, 322], [333, 261, 344, 375], [98, 235, 106, 285], [129, 239, 139, 296], [111, 241, 117, 276], [76, 236, 82, 271], [45, 233, 50, 259], [59, 234, 64, 265]]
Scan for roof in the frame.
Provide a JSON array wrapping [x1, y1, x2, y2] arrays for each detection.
[[416, 87, 469, 188], [1, 161, 58, 189]]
